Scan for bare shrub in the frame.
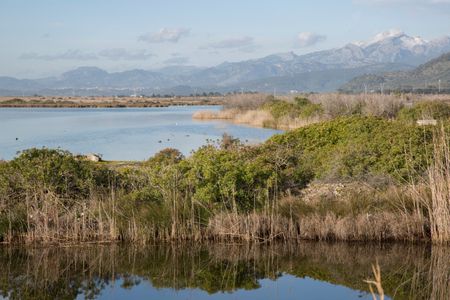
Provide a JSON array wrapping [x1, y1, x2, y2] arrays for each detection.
[[298, 212, 426, 241], [222, 93, 271, 110]]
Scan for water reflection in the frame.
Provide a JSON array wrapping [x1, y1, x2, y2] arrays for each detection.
[[0, 242, 448, 299]]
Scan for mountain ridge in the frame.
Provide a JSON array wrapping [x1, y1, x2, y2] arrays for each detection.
[[340, 52, 450, 93], [1, 31, 449, 95]]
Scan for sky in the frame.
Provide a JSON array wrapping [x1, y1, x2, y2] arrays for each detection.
[[0, 0, 449, 78]]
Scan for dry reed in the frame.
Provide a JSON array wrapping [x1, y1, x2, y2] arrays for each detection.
[[411, 126, 450, 243], [365, 261, 385, 300]]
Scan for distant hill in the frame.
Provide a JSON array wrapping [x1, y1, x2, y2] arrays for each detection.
[[226, 63, 413, 93], [1, 30, 449, 96], [340, 52, 450, 93]]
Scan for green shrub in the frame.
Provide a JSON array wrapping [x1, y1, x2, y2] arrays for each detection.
[[184, 145, 275, 211], [5, 148, 106, 198], [294, 97, 311, 107], [397, 101, 450, 122], [299, 103, 323, 118], [263, 97, 323, 120], [263, 100, 297, 119], [267, 116, 433, 180]]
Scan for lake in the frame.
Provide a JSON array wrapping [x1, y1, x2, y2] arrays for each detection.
[[0, 106, 282, 161], [1, 242, 447, 300]]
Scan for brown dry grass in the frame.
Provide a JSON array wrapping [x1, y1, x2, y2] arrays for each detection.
[[193, 109, 277, 128], [411, 127, 450, 244], [0, 95, 224, 108]]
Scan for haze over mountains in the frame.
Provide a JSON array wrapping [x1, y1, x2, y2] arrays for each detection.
[[341, 51, 450, 93], [1, 30, 449, 96]]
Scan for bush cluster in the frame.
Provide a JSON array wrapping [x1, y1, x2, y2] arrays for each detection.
[[0, 117, 437, 241], [262, 97, 323, 120]]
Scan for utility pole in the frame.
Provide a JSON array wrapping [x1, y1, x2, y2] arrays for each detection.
[[380, 83, 385, 95], [364, 83, 368, 95], [273, 87, 276, 98], [438, 79, 441, 94]]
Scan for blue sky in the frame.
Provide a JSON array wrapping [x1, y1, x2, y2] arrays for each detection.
[[0, 0, 449, 78]]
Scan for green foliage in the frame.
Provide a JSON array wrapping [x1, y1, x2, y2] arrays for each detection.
[[268, 116, 433, 180], [294, 97, 311, 107], [4, 148, 110, 199], [146, 148, 184, 165], [263, 99, 297, 119], [397, 101, 450, 122], [263, 97, 323, 120], [184, 144, 275, 211]]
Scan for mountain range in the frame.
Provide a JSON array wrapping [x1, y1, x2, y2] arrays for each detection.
[[1, 30, 449, 96], [340, 51, 450, 93]]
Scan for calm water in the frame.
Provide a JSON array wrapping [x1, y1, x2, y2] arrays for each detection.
[[0, 106, 282, 161], [1, 242, 447, 300]]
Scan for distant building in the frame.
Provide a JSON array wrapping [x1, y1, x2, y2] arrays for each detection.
[[85, 153, 102, 162]]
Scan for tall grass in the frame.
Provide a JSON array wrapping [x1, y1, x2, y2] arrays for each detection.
[[428, 128, 450, 243], [195, 93, 450, 130]]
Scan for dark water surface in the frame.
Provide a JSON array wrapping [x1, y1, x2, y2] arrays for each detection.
[[1, 242, 448, 300], [0, 106, 282, 161]]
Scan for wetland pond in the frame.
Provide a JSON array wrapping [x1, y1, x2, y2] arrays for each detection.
[[1, 106, 449, 299], [0, 242, 448, 300], [0, 106, 281, 161]]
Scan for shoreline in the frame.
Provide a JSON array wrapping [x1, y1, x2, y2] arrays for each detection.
[[0, 96, 224, 108], [1, 102, 450, 245]]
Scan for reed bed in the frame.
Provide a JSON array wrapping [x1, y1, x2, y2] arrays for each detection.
[[194, 93, 450, 130]]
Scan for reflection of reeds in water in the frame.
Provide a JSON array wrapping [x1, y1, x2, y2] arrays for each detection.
[[0, 242, 448, 300], [365, 261, 385, 300], [428, 246, 450, 300]]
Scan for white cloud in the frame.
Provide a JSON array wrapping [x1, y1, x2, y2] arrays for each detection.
[[19, 50, 98, 61], [20, 49, 154, 61], [203, 36, 254, 49], [98, 49, 154, 60], [296, 32, 326, 48], [163, 56, 190, 65], [138, 28, 190, 43], [354, 0, 450, 5]]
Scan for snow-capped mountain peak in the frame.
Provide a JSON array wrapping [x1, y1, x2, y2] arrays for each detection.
[[370, 29, 405, 44], [353, 29, 427, 49]]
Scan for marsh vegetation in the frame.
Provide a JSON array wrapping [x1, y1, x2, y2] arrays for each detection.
[[193, 93, 450, 129], [1, 110, 449, 243], [0, 242, 449, 300]]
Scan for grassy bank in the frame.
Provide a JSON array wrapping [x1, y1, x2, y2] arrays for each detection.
[[193, 93, 450, 129], [1, 114, 449, 244]]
